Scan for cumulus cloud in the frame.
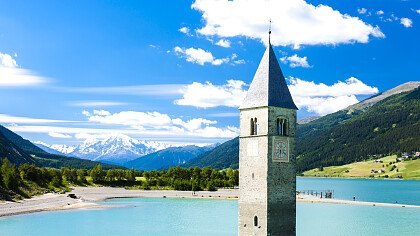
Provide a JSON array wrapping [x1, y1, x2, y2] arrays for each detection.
[[174, 46, 230, 65], [288, 77, 379, 115], [416, 10, 420, 14], [175, 80, 248, 108], [376, 10, 384, 15], [215, 39, 231, 48], [82, 109, 238, 138], [281, 54, 312, 68], [0, 52, 48, 87], [179, 26, 191, 35], [191, 0, 384, 47], [400, 18, 413, 28]]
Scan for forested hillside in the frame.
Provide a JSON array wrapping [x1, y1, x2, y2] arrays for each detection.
[[184, 137, 239, 169], [296, 87, 420, 171]]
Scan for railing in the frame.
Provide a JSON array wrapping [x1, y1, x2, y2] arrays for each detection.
[[297, 189, 334, 198]]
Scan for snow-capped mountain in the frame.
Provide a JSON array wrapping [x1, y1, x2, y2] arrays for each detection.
[[35, 134, 171, 165], [50, 144, 76, 154]]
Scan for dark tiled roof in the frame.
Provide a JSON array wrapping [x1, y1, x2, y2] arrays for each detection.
[[240, 43, 298, 110]]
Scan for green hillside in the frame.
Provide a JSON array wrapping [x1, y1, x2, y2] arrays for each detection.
[[296, 87, 420, 172], [184, 137, 239, 169], [302, 155, 420, 180]]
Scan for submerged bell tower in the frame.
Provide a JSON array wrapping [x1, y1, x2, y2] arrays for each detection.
[[238, 32, 298, 235]]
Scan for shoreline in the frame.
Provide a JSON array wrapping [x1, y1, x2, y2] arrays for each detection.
[[297, 176, 420, 181], [1, 186, 419, 218]]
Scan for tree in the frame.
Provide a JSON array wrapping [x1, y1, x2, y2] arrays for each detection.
[[90, 164, 105, 183], [62, 168, 78, 183], [1, 158, 20, 191], [19, 164, 40, 183], [125, 169, 136, 182], [206, 180, 217, 191], [77, 169, 87, 183]]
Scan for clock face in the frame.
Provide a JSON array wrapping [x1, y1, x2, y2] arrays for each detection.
[[273, 138, 289, 162]]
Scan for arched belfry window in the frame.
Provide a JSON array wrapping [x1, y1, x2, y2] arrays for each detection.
[[250, 118, 254, 135], [254, 118, 258, 135], [254, 216, 258, 227], [277, 118, 288, 136], [250, 118, 258, 135]]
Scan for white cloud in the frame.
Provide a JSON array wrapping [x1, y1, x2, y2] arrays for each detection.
[[416, 10, 420, 14], [288, 77, 378, 97], [174, 46, 230, 66], [400, 18, 413, 28], [179, 26, 191, 35], [293, 95, 359, 115], [84, 110, 172, 129], [70, 101, 127, 107], [357, 8, 367, 14], [288, 77, 379, 115], [48, 132, 72, 138], [281, 54, 312, 68], [192, 0, 384, 47], [234, 59, 246, 65], [92, 109, 111, 116], [175, 80, 248, 108], [81, 110, 90, 117], [172, 118, 216, 131], [0, 52, 48, 87], [215, 39, 231, 48], [376, 10, 384, 15], [0, 114, 72, 124], [82, 109, 238, 138], [174, 77, 377, 116]]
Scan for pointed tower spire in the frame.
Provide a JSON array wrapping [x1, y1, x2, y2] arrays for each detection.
[[240, 38, 298, 110]]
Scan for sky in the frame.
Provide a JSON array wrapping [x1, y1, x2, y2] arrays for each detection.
[[0, 0, 419, 147]]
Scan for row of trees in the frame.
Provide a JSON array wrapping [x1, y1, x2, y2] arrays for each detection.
[[1, 158, 239, 200], [0, 159, 65, 199], [89, 165, 239, 191]]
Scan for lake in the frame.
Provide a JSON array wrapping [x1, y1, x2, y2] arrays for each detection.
[[1, 178, 419, 236]]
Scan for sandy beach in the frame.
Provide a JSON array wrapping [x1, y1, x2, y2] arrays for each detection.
[[1, 186, 419, 218]]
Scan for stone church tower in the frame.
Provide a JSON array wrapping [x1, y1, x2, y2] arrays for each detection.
[[238, 40, 298, 235]]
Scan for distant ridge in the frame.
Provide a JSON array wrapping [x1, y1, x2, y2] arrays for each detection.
[[347, 81, 420, 111], [124, 145, 216, 170]]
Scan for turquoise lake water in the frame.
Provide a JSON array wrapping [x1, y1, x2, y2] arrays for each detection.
[[1, 178, 419, 236]]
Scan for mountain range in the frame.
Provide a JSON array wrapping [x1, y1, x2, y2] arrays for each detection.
[[0, 125, 117, 169], [35, 134, 170, 165]]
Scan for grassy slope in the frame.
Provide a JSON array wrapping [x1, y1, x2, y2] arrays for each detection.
[[303, 155, 420, 180]]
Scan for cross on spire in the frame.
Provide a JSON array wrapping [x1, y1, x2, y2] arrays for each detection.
[[269, 18, 272, 44]]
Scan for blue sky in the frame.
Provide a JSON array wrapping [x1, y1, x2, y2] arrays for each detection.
[[0, 0, 419, 146]]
